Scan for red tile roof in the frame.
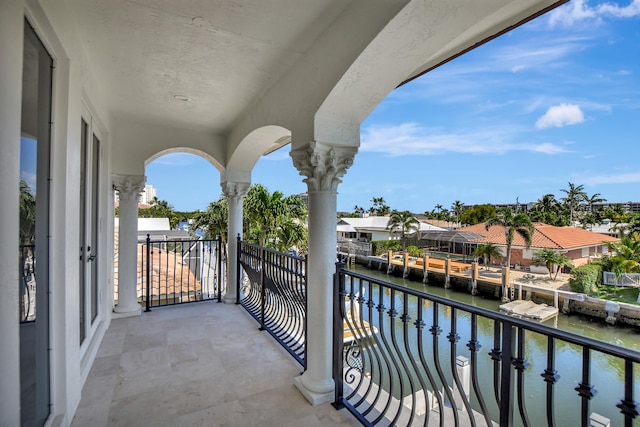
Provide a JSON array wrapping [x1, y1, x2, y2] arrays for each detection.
[[458, 222, 619, 249]]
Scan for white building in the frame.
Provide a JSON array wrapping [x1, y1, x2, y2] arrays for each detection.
[[338, 216, 445, 242], [1, 1, 567, 425], [140, 184, 157, 206]]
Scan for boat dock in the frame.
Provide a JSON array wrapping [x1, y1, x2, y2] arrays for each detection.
[[499, 299, 559, 321]]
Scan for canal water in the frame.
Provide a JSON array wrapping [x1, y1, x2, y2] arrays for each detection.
[[347, 264, 640, 426]]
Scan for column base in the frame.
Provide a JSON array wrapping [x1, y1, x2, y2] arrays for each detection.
[[294, 374, 334, 406], [112, 304, 142, 318], [222, 293, 237, 304]]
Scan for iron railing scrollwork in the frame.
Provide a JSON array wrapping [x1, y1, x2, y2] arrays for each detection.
[[333, 262, 640, 427], [237, 238, 307, 367], [141, 235, 224, 310]]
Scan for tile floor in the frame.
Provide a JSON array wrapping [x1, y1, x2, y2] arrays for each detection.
[[71, 301, 360, 426]]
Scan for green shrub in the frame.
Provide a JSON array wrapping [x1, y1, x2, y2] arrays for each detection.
[[568, 263, 602, 294], [372, 240, 401, 256], [406, 245, 423, 257]]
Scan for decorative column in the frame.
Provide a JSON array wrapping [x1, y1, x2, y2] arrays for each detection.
[[221, 181, 250, 304], [291, 141, 356, 405], [113, 174, 145, 317]]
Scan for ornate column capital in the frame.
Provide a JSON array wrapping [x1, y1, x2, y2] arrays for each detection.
[[290, 141, 357, 192], [221, 181, 250, 203], [112, 174, 146, 201]]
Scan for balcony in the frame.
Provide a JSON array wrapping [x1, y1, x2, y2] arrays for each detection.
[[71, 301, 359, 426]]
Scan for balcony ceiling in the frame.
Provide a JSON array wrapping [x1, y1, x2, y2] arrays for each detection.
[[66, 0, 565, 164], [68, 0, 353, 133]]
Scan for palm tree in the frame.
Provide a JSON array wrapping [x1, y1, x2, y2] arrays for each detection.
[[370, 197, 390, 216], [451, 200, 465, 226], [243, 184, 307, 249], [386, 210, 419, 253], [606, 232, 640, 273], [472, 243, 503, 270], [532, 249, 572, 280], [485, 208, 535, 269], [190, 197, 228, 240], [531, 194, 560, 224], [585, 192, 606, 213], [19, 179, 36, 245], [560, 182, 587, 225]]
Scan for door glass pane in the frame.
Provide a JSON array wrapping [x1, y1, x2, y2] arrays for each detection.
[[91, 134, 100, 323], [79, 119, 88, 344], [20, 19, 52, 427]]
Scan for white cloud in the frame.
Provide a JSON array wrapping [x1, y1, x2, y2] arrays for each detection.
[[549, 0, 597, 27], [549, 0, 640, 27], [598, 0, 640, 17], [581, 172, 640, 185], [535, 103, 585, 128], [360, 123, 568, 156], [530, 142, 569, 154]]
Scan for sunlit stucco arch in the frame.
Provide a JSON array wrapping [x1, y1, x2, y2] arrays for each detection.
[[223, 125, 291, 183], [145, 147, 224, 172]]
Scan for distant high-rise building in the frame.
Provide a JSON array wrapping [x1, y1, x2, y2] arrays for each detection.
[[114, 183, 157, 205], [140, 184, 157, 205]]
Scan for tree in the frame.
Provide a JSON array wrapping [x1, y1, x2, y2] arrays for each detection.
[[605, 232, 640, 274], [585, 192, 606, 212], [243, 184, 307, 250], [190, 197, 228, 240], [19, 180, 37, 245], [485, 208, 535, 268], [386, 210, 419, 253], [138, 197, 181, 229], [451, 200, 465, 226], [472, 243, 503, 269], [560, 182, 587, 225], [368, 197, 390, 216], [460, 204, 496, 225], [529, 194, 567, 226], [532, 249, 572, 280]]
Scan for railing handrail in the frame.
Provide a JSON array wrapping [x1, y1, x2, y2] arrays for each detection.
[[239, 240, 306, 262], [343, 267, 640, 362]]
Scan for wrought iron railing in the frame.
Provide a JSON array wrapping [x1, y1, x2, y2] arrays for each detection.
[[141, 235, 224, 310], [237, 239, 307, 367], [333, 262, 640, 427]]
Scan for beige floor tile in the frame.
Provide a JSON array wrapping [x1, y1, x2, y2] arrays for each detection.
[[72, 302, 358, 427]]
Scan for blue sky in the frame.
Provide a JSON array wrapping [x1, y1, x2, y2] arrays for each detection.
[[146, 0, 640, 213]]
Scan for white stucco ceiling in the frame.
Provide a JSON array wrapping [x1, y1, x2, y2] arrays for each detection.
[[68, 0, 350, 133]]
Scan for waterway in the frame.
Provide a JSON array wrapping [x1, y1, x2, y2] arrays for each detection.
[[347, 264, 640, 426]]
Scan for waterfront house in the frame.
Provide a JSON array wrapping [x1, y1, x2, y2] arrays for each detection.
[[2, 1, 591, 426], [458, 222, 620, 270], [337, 216, 445, 243]]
